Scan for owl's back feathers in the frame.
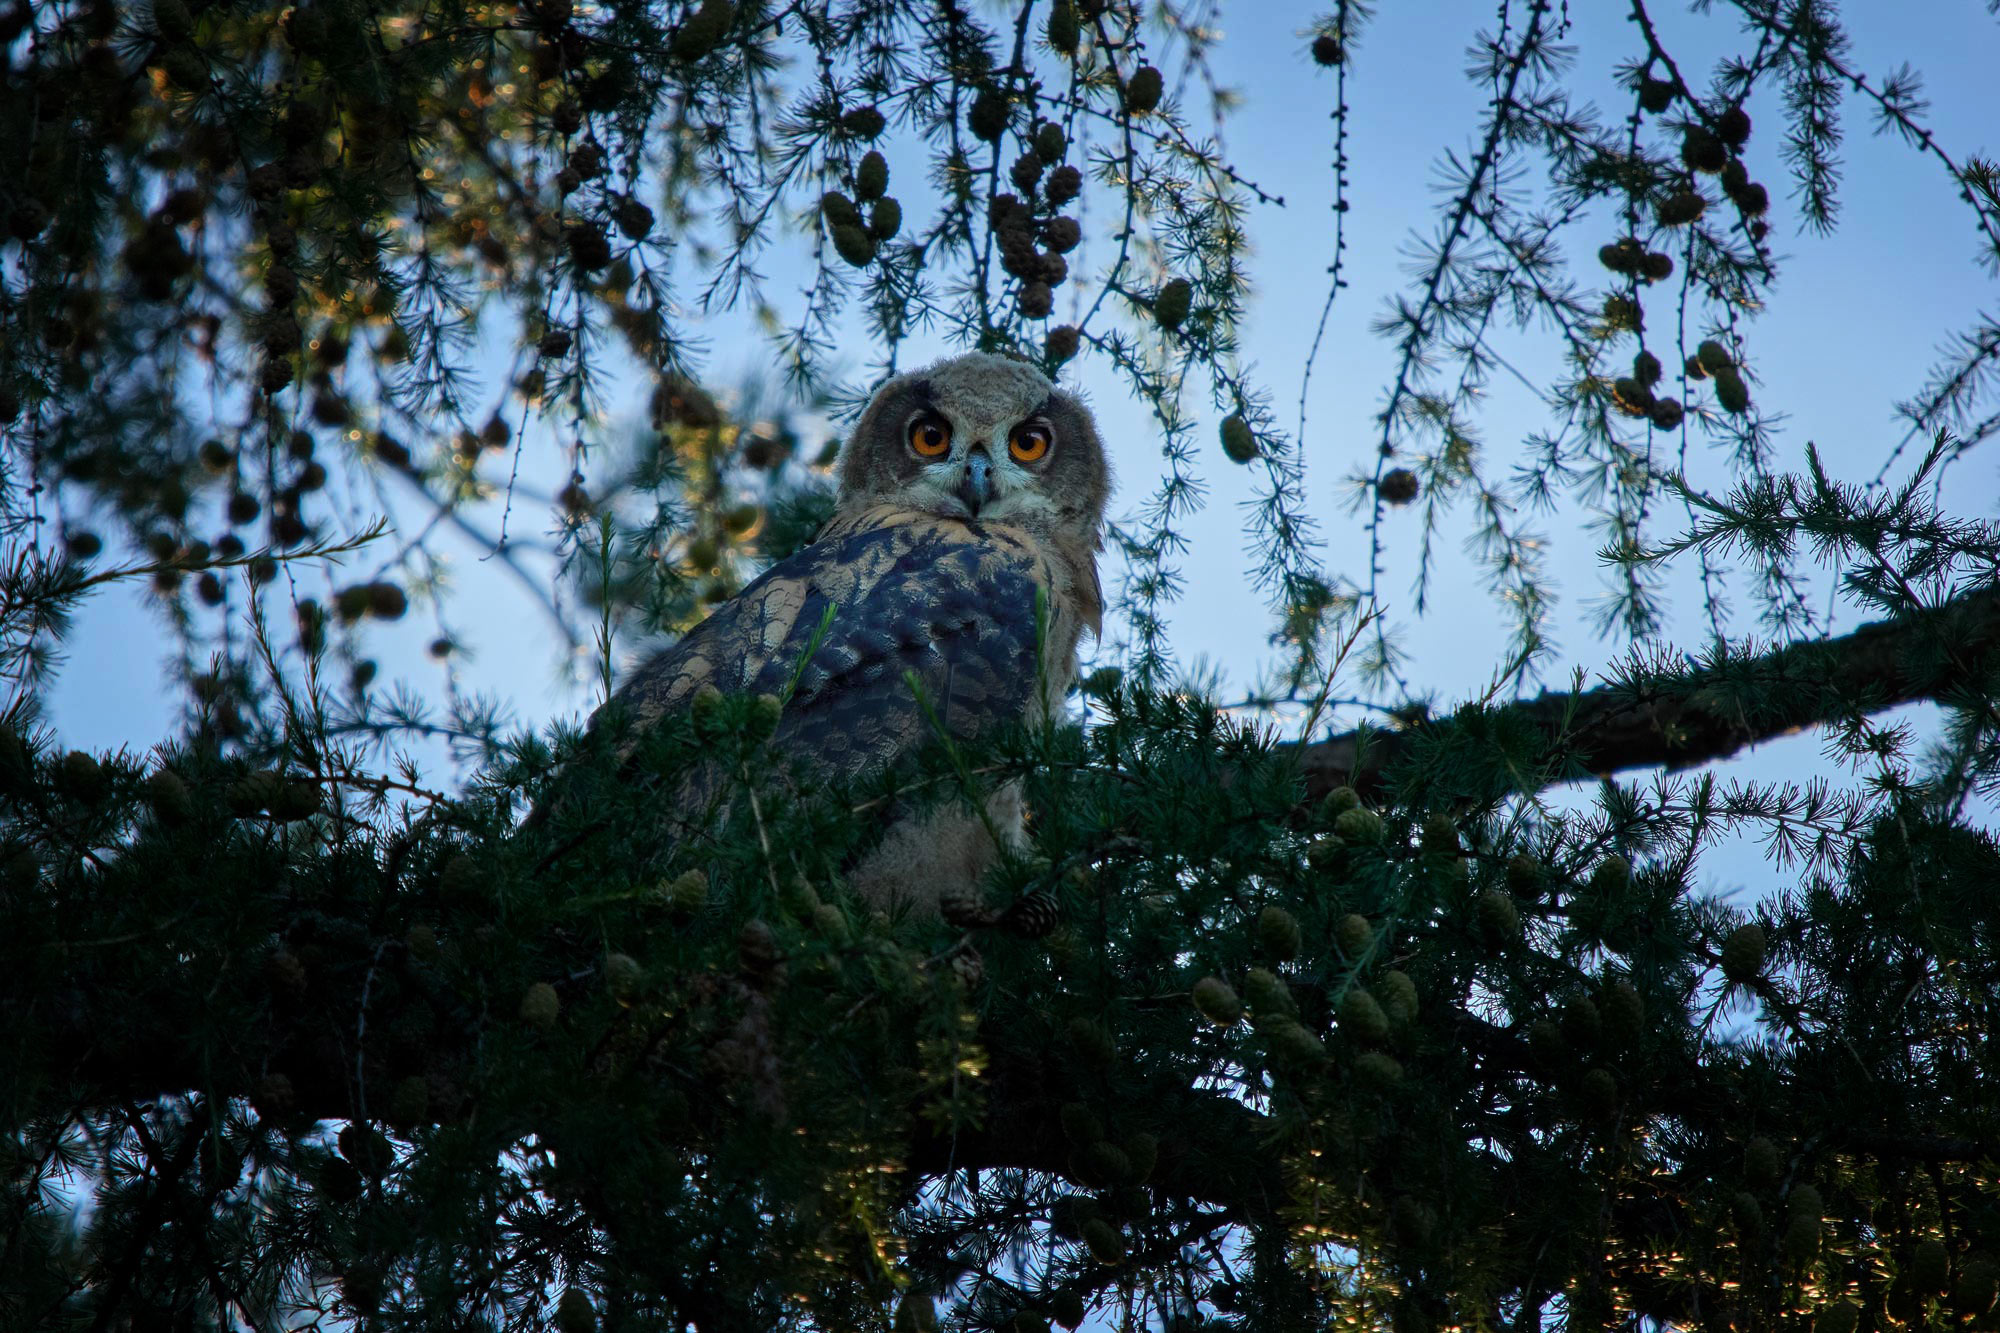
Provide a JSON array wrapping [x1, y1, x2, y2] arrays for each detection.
[[605, 508, 1078, 787]]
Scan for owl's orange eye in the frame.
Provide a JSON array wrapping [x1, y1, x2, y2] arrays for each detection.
[[1008, 422, 1052, 463], [908, 416, 952, 458]]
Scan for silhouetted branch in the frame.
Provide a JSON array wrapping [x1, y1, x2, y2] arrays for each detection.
[[1295, 586, 2000, 804]]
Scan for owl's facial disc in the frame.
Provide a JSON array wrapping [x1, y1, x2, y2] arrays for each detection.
[[938, 420, 1053, 521], [899, 405, 1045, 520], [839, 352, 1106, 542]]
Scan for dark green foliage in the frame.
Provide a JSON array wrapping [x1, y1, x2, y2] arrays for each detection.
[[6, 579, 2000, 1328]]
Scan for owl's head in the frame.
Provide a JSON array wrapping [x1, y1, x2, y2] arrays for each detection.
[[835, 352, 1110, 548]]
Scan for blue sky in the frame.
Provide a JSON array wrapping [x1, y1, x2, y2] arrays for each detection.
[[48, 2, 2000, 891]]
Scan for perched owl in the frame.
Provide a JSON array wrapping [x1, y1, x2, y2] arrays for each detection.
[[579, 351, 1111, 916]]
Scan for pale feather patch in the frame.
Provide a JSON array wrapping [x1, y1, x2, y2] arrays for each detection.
[[753, 578, 809, 653], [847, 783, 1027, 918]]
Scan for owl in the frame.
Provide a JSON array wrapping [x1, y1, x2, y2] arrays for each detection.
[[579, 351, 1111, 916]]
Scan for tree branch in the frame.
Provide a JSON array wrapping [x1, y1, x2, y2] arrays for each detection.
[[1295, 586, 2000, 803]]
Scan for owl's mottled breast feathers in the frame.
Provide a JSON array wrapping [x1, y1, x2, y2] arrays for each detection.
[[606, 506, 1085, 784]]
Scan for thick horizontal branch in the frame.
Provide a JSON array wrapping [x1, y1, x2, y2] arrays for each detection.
[[1296, 586, 2000, 804]]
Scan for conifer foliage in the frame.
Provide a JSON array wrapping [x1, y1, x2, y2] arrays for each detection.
[[4, 1, 2000, 1330]]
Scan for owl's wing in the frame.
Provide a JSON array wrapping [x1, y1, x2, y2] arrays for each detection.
[[605, 516, 1057, 787]]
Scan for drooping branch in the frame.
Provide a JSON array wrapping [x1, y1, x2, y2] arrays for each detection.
[[1295, 586, 2000, 804]]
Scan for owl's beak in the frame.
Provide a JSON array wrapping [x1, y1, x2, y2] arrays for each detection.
[[955, 448, 995, 517]]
